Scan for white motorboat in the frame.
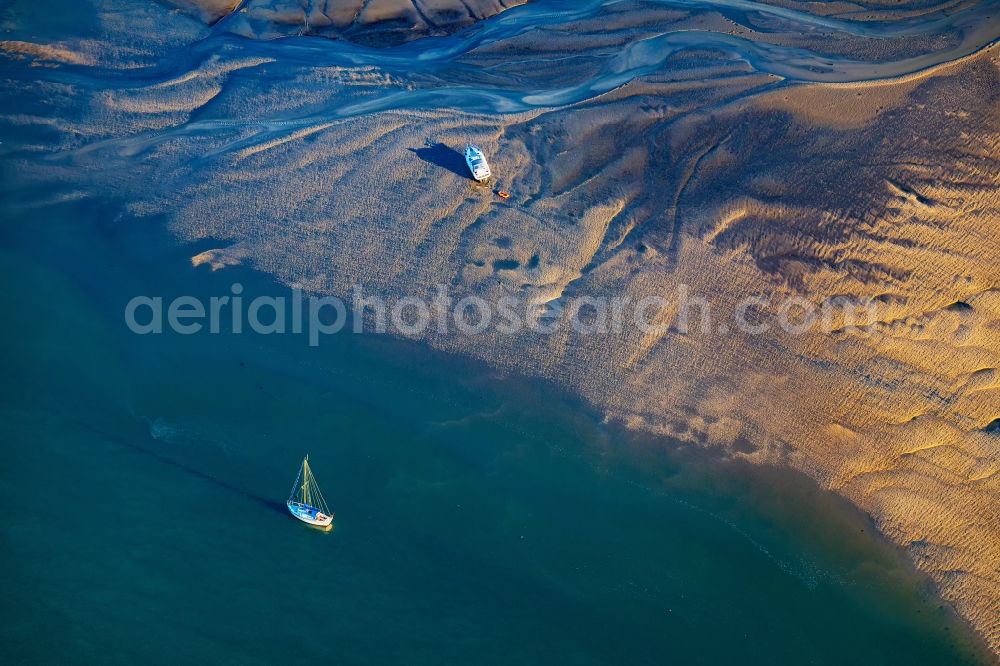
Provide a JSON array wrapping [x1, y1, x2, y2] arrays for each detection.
[[465, 144, 492, 182]]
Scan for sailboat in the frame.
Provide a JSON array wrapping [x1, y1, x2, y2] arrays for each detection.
[[287, 455, 334, 528]]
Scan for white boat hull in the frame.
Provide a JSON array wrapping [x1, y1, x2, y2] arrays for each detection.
[[464, 145, 492, 182]]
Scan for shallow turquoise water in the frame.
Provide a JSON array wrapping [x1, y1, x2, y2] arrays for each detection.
[[0, 201, 990, 664]]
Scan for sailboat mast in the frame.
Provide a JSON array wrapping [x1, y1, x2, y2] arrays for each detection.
[[302, 456, 311, 506]]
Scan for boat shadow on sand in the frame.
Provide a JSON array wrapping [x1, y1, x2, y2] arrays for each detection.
[[410, 142, 471, 179]]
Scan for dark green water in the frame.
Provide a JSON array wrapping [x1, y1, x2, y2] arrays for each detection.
[[0, 202, 990, 664]]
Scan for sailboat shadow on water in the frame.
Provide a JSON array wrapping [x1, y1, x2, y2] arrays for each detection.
[[80, 419, 289, 517]]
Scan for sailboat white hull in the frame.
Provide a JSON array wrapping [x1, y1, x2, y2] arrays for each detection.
[[287, 501, 333, 527]]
